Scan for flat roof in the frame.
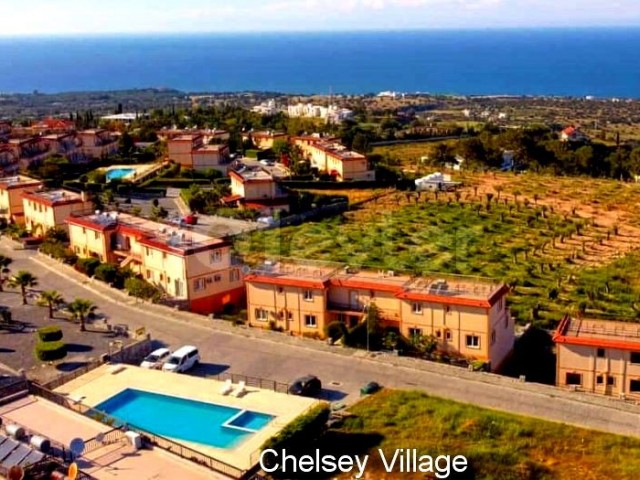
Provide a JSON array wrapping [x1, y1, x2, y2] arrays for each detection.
[[246, 260, 506, 306], [68, 212, 228, 255], [0, 395, 220, 480], [23, 188, 85, 206], [54, 364, 319, 472], [230, 168, 274, 183], [315, 142, 366, 161], [0, 175, 43, 190], [554, 316, 640, 351]]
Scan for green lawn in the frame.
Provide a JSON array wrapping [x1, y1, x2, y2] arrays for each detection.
[[235, 199, 640, 328], [322, 390, 640, 480]]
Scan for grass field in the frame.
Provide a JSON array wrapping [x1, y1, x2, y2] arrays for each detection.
[[321, 390, 640, 480]]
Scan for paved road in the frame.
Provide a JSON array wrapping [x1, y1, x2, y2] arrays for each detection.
[[2, 238, 639, 439]]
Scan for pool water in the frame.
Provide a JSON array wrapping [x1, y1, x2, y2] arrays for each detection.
[[94, 389, 274, 449], [106, 168, 135, 182]]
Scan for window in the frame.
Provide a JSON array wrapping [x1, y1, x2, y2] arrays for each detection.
[[445, 330, 452, 341], [210, 250, 222, 263], [145, 270, 151, 279], [304, 315, 317, 328], [408, 328, 422, 339], [630, 380, 640, 392], [82, 227, 86, 235], [288, 312, 293, 320], [303, 290, 313, 301], [596, 375, 603, 385], [277, 286, 284, 294], [213, 274, 222, 282], [230, 269, 240, 282], [255, 308, 269, 321], [597, 348, 605, 358], [412, 303, 423, 314], [163, 252, 167, 260], [159, 274, 163, 282], [466, 335, 480, 349], [145, 247, 150, 256], [491, 329, 496, 345], [607, 376, 616, 387], [565, 373, 582, 386], [94, 231, 99, 240], [193, 278, 205, 291], [630, 352, 640, 364], [174, 279, 183, 297], [435, 330, 442, 338]]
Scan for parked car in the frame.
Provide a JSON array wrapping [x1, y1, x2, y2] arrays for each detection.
[[288, 375, 322, 397], [182, 214, 198, 225], [140, 348, 171, 369], [162, 346, 200, 373], [360, 381, 381, 395]]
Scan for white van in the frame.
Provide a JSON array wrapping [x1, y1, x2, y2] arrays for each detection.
[[162, 346, 200, 373], [140, 348, 171, 369]]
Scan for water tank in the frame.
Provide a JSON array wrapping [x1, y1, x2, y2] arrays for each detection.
[[6, 424, 25, 439], [30, 435, 51, 453]]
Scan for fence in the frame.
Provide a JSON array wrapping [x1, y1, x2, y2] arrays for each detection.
[[26, 382, 247, 479], [211, 372, 290, 395], [41, 360, 103, 391], [0, 378, 29, 405], [83, 427, 126, 454]]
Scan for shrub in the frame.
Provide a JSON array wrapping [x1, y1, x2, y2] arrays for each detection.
[[124, 277, 161, 301], [35, 341, 67, 361], [37, 326, 63, 342], [40, 241, 77, 264], [325, 321, 348, 342], [94, 263, 120, 285], [260, 404, 330, 474], [75, 257, 101, 277]]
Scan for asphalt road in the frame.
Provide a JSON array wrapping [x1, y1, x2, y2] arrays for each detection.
[[2, 238, 639, 439]]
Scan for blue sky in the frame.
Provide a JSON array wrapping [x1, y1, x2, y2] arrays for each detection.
[[3, 0, 640, 35]]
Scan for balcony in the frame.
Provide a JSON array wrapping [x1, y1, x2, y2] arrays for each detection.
[[327, 301, 365, 313]]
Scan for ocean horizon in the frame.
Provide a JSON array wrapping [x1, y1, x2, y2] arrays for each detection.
[[1, 28, 639, 98]]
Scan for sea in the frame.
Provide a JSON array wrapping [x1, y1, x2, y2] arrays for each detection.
[[1, 28, 639, 97]]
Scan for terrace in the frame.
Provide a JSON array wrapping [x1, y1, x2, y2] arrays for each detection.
[[554, 316, 640, 350]]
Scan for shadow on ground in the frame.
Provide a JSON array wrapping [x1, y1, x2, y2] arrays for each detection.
[[191, 363, 230, 376], [319, 388, 347, 402], [56, 361, 90, 372], [65, 343, 94, 353]]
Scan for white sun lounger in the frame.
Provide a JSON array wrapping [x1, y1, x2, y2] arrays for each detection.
[[219, 379, 233, 395], [233, 381, 246, 398]]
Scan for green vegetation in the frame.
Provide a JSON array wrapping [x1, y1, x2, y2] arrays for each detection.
[[323, 390, 640, 480], [34, 340, 67, 362], [67, 298, 98, 332], [124, 277, 162, 302], [8, 271, 38, 305], [37, 325, 63, 342], [37, 291, 65, 319], [0, 254, 12, 292]]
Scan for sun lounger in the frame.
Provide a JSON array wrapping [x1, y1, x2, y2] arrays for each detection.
[[233, 381, 246, 398], [219, 379, 233, 395]]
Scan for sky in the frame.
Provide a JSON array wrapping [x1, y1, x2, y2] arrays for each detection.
[[2, 0, 640, 35]]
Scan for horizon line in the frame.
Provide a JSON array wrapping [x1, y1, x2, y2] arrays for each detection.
[[3, 24, 640, 38]]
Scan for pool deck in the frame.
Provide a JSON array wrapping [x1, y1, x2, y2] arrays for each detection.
[[103, 163, 162, 183], [54, 364, 321, 471], [0, 395, 224, 480]]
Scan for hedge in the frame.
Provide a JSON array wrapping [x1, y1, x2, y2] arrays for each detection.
[[37, 326, 63, 342], [35, 341, 67, 361], [143, 178, 212, 188], [260, 404, 330, 473]]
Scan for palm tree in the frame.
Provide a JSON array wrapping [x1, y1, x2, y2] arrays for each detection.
[[0, 254, 12, 292], [9, 270, 38, 305], [38, 290, 64, 319], [67, 298, 97, 332]]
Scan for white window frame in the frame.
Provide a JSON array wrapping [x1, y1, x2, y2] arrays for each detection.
[[304, 314, 317, 328], [412, 302, 423, 314], [303, 289, 314, 302], [210, 250, 222, 264], [230, 269, 240, 282], [466, 334, 481, 349], [193, 278, 205, 292], [255, 308, 269, 321]]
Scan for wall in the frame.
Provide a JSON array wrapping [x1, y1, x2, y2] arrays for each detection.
[[69, 224, 110, 262]]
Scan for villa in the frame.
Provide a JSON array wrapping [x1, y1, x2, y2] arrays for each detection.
[[41, 132, 81, 161], [167, 134, 230, 173], [245, 260, 514, 371], [77, 129, 119, 159], [241, 131, 288, 150], [227, 168, 290, 214], [561, 126, 590, 143], [7, 137, 51, 172], [22, 189, 93, 236], [158, 128, 230, 144], [67, 212, 245, 314], [292, 137, 374, 181], [554, 315, 640, 400], [0, 175, 43, 225]]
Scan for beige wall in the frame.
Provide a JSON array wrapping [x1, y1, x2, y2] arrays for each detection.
[[0, 187, 37, 223], [168, 141, 195, 168], [557, 344, 640, 399], [69, 224, 110, 262], [247, 283, 328, 337]]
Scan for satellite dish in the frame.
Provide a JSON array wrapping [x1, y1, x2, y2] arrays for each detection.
[[95, 432, 105, 444], [68, 462, 78, 480], [242, 265, 251, 274], [7, 466, 24, 480], [70, 438, 85, 456]]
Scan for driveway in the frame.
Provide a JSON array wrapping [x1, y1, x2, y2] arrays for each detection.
[[1, 238, 640, 439]]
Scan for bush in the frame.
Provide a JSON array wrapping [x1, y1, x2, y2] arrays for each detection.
[[37, 326, 63, 342], [35, 341, 67, 361], [94, 263, 121, 286], [40, 241, 77, 264], [260, 404, 330, 474], [325, 321, 348, 342], [124, 277, 161, 301], [75, 257, 101, 277]]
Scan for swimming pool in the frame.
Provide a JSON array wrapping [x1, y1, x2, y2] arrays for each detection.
[[105, 168, 135, 182], [93, 389, 274, 449]]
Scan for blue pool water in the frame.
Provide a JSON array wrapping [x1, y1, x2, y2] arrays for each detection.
[[105, 168, 135, 182], [94, 389, 273, 449]]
